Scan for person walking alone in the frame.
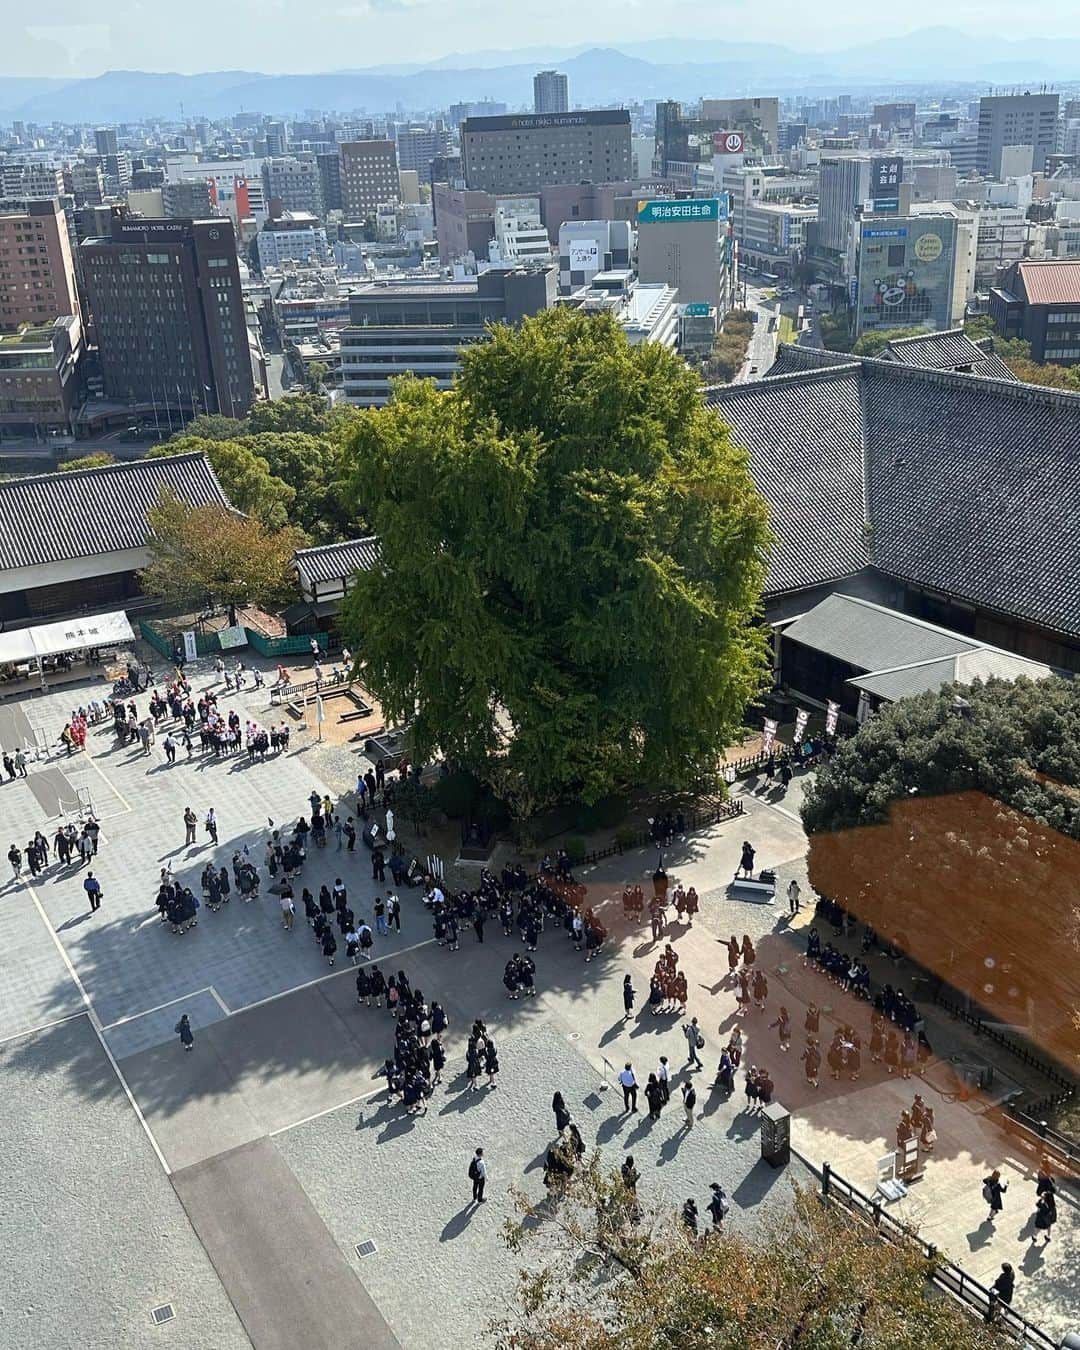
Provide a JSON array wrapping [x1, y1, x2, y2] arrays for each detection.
[[983, 1169, 1008, 1224], [618, 1062, 638, 1113], [787, 878, 801, 915], [205, 808, 218, 845], [83, 871, 102, 912], [684, 1016, 704, 1069], [681, 1080, 697, 1130], [175, 1014, 194, 1051], [469, 1148, 487, 1204], [622, 974, 635, 1020]]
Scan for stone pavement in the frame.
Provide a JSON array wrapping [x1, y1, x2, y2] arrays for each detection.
[[1, 655, 1076, 1347], [0, 1015, 249, 1350]]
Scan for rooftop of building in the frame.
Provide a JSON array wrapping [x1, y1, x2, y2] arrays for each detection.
[[706, 345, 1080, 639], [0, 317, 76, 348], [1013, 259, 1080, 305], [0, 452, 229, 572]]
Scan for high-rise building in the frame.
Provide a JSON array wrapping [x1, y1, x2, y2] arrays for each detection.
[[265, 121, 288, 156], [340, 140, 399, 219], [0, 315, 84, 441], [818, 155, 872, 256], [872, 103, 917, 140], [699, 98, 780, 156], [94, 127, 118, 158], [316, 151, 343, 213], [254, 213, 331, 271], [161, 179, 214, 219], [261, 155, 324, 217], [976, 92, 1059, 177], [81, 217, 254, 417], [396, 125, 453, 176], [0, 198, 81, 330], [854, 211, 959, 337], [2, 161, 65, 199], [462, 110, 632, 195], [533, 70, 569, 115], [70, 162, 105, 206], [636, 196, 733, 318]]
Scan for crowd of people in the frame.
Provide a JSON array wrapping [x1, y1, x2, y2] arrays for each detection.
[[8, 817, 100, 881]]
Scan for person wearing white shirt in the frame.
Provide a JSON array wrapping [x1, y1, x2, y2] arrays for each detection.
[[618, 1063, 638, 1113]]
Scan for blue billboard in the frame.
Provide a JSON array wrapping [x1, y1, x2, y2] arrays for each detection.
[[638, 197, 725, 224]]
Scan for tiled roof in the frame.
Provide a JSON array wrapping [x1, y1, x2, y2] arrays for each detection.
[[880, 332, 1015, 380], [785, 596, 1054, 701], [706, 367, 869, 594], [293, 536, 381, 584], [707, 354, 1080, 638], [1016, 260, 1080, 306], [782, 594, 977, 672], [0, 453, 229, 571]]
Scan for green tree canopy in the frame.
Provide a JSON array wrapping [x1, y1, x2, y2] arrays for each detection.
[[57, 452, 116, 471], [497, 1156, 1013, 1350], [339, 307, 770, 810], [173, 413, 246, 441], [139, 489, 299, 623], [147, 436, 295, 531], [240, 430, 359, 542], [851, 326, 930, 356], [246, 391, 332, 436], [801, 676, 1080, 840]]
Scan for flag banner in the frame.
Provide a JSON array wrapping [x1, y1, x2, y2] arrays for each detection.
[[793, 708, 810, 744], [762, 717, 779, 756], [826, 700, 840, 735], [315, 695, 326, 724]]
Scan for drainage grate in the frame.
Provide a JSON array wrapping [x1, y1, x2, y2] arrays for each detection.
[[151, 1305, 175, 1326], [355, 1240, 377, 1258], [582, 1092, 603, 1112]]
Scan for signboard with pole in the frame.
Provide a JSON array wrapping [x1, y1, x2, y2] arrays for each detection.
[[315, 694, 325, 742], [793, 708, 810, 744], [826, 700, 840, 736], [762, 718, 779, 756]]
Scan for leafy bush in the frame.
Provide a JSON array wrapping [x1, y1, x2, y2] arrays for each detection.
[[615, 825, 640, 850], [576, 793, 628, 831]]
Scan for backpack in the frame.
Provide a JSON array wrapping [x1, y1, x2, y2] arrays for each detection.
[[982, 1180, 994, 1204], [468, 1158, 480, 1180], [696, 1032, 705, 1049]]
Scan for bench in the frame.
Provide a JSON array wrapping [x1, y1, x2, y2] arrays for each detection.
[[729, 871, 776, 903]]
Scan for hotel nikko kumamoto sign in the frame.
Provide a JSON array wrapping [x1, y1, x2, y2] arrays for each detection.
[[638, 198, 723, 223]]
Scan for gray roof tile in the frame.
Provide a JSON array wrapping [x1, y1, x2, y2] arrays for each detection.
[[706, 368, 870, 595], [708, 352, 1080, 639], [293, 536, 380, 584], [0, 453, 229, 571], [782, 593, 977, 671]]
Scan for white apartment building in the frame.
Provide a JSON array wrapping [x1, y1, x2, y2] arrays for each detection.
[[255, 213, 331, 271], [489, 198, 550, 264], [557, 219, 635, 293], [164, 154, 268, 225], [567, 270, 680, 349]]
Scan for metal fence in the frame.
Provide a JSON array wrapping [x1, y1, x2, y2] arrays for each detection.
[[574, 798, 745, 866], [931, 986, 1076, 1092], [1003, 1100, 1080, 1172], [820, 1163, 1059, 1349]]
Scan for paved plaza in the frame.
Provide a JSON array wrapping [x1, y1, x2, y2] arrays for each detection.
[[0, 653, 1076, 1347]]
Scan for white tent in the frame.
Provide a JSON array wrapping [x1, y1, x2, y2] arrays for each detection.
[[0, 610, 135, 676]]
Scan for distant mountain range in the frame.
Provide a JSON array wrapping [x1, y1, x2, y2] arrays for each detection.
[[2, 29, 1078, 122]]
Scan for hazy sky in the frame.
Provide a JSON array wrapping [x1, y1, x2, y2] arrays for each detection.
[[9, 1, 1080, 76]]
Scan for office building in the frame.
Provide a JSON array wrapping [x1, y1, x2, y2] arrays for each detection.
[[398, 170, 421, 205], [340, 264, 557, 406], [533, 70, 569, 116], [871, 103, 916, 141], [699, 98, 780, 156], [316, 151, 343, 213], [462, 110, 632, 195], [565, 271, 679, 349], [265, 121, 288, 156], [990, 260, 1080, 364], [164, 157, 267, 225], [261, 155, 324, 217], [396, 125, 453, 176], [0, 198, 81, 329], [3, 161, 65, 199], [636, 196, 732, 316], [94, 127, 118, 158], [818, 155, 872, 255], [557, 218, 634, 292], [490, 198, 549, 263], [70, 161, 105, 206], [161, 179, 214, 219], [739, 201, 817, 276], [255, 212, 331, 271], [448, 100, 507, 128], [340, 141, 399, 219], [0, 314, 84, 442], [976, 93, 1059, 178], [433, 184, 496, 264], [126, 188, 165, 218], [854, 212, 959, 338], [81, 217, 255, 417]]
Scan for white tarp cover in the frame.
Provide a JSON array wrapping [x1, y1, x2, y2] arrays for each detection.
[[0, 610, 135, 664]]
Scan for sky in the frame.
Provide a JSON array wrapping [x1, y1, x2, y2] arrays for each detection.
[[8, 1, 1080, 77]]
